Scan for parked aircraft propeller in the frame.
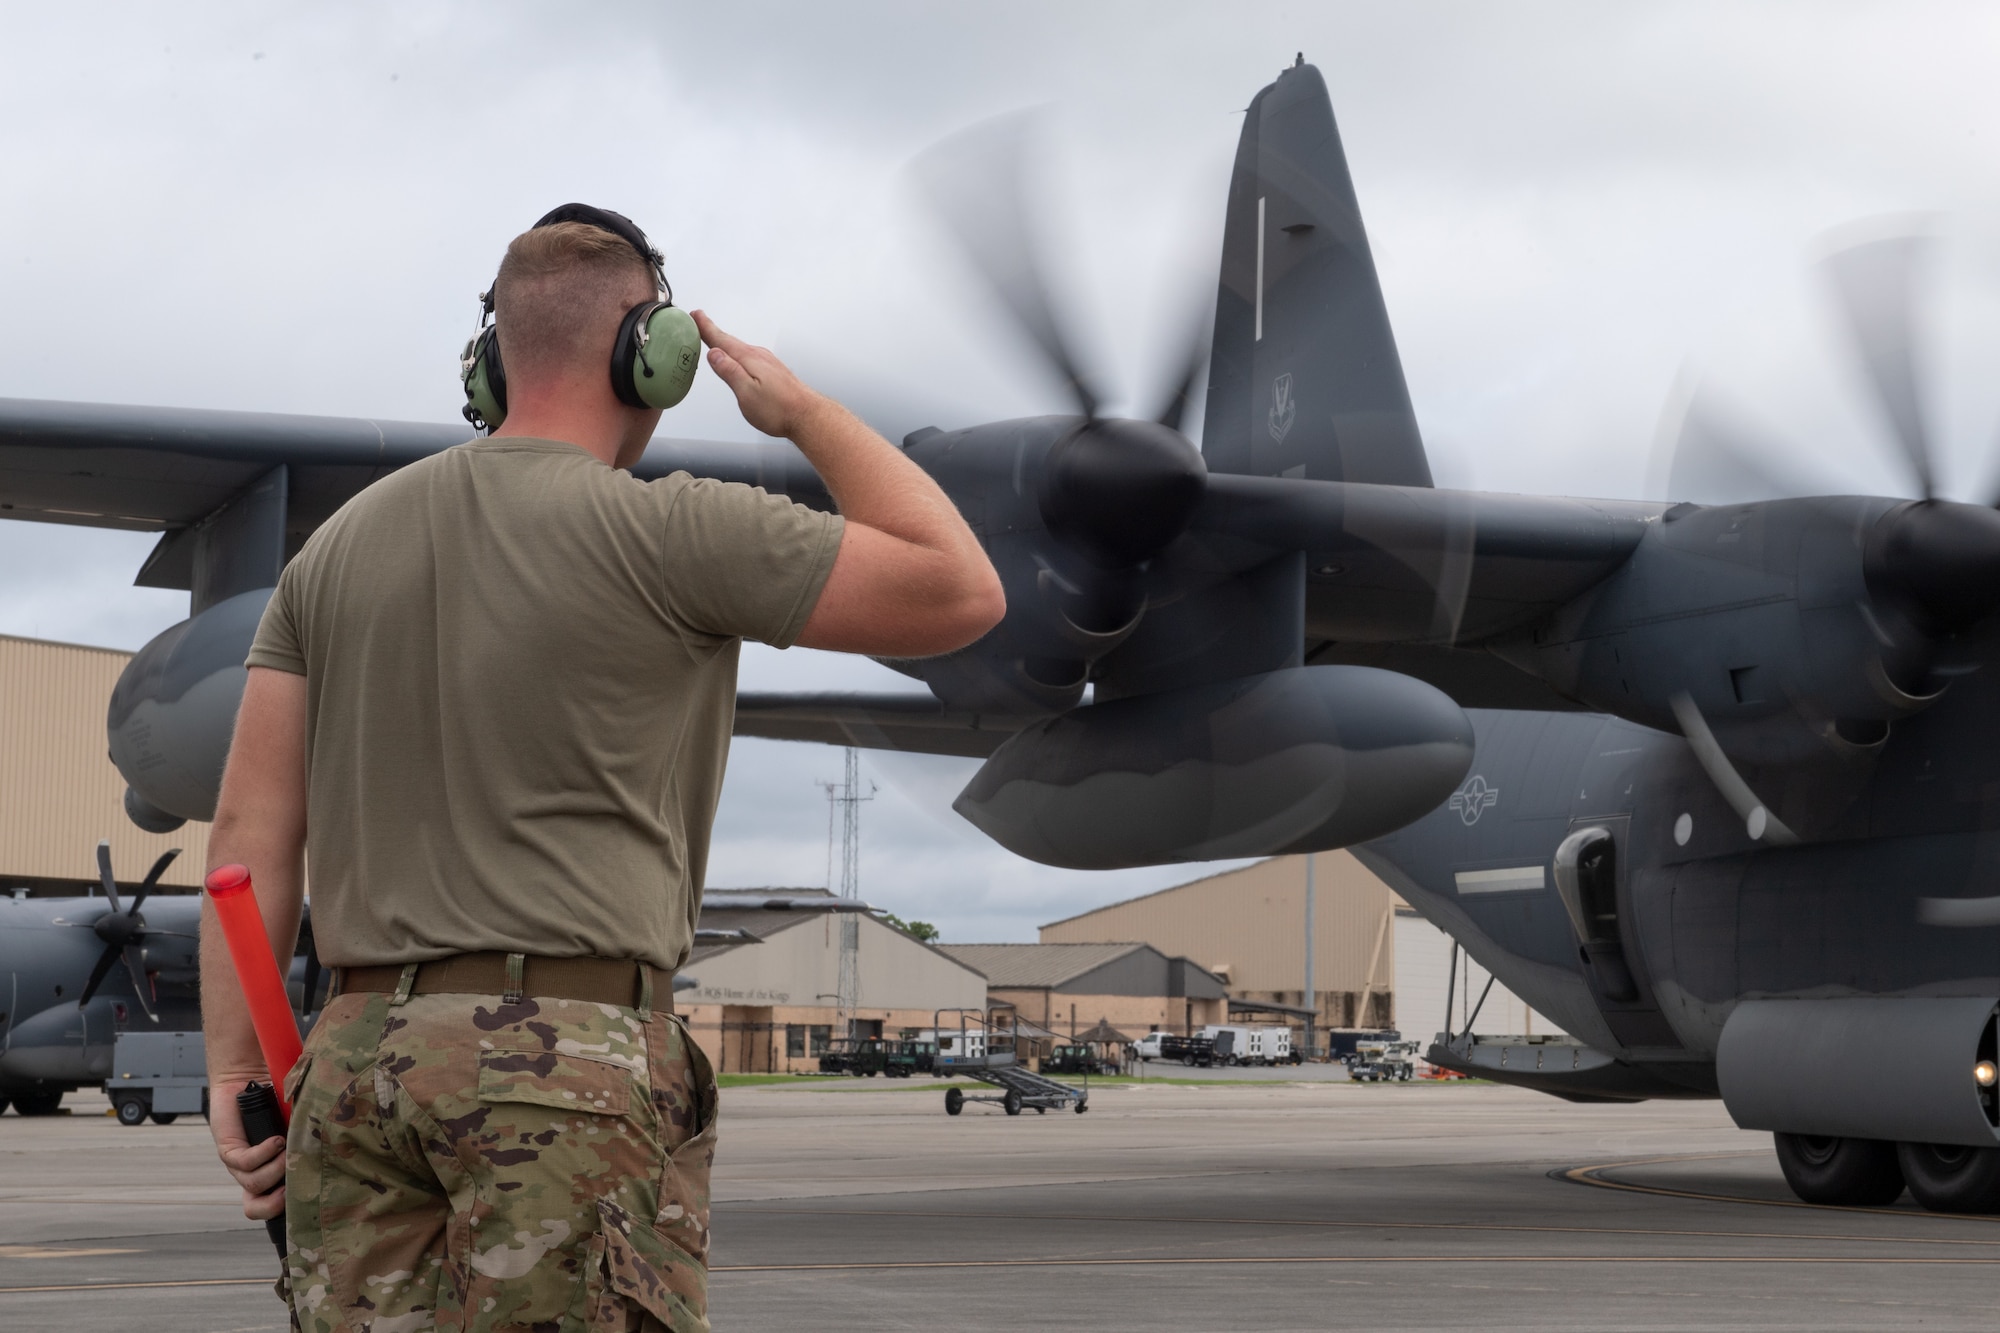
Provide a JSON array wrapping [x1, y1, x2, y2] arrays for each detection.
[[72, 840, 186, 1022]]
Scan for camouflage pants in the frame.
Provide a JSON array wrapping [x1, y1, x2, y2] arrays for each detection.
[[279, 988, 716, 1332]]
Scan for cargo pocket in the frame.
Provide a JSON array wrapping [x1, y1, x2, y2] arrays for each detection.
[[575, 1197, 708, 1332], [651, 1017, 717, 1266], [477, 1048, 636, 1116]]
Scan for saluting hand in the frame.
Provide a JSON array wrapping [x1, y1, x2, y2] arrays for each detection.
[[694, 311, 826, 440]]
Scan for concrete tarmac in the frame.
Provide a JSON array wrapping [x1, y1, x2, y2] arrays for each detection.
[[4, 1080, 1997, 1331]]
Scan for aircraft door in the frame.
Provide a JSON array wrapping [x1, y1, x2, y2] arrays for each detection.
[[1553, 815, 1687, 1050]]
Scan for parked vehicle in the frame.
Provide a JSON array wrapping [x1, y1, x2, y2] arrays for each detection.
[[884, 1040, 936, 1078], [105, 1031, 208, 1126], [1043, 1044, 1117, 1076], [1199, 1025, 1296, 1066], [1156, 1033, 1222, 1067], [1346, 1039, 1419, 1083], [818, 1037, 889, 1077]]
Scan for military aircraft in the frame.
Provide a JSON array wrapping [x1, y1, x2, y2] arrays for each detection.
[[0, 841, 329, 1115], [6, 56, 2000, 1212]]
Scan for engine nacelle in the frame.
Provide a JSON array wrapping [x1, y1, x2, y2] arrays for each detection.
[[108, 587, 271, 826], [953, 665, 1474, 869], [1503, 497, 1947, 766], [1719, 998, 2000, 1148]]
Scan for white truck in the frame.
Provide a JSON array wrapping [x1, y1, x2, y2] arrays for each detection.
[[1200, 1025, 1296, 1066]]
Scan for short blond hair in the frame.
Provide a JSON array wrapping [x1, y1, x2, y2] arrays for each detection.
[[493, 222, 655, 383]]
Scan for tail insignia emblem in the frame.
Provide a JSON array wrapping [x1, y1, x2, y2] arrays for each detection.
[[1268, 372, 1296, 444]]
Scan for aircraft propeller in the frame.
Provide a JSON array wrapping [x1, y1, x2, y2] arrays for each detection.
[[74, 840, 185, 1022], [911, 113, 1210, 586], [1662, 227, 2000, 681]]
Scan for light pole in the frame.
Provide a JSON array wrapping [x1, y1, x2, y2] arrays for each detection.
[[1303, 853, 1317, 1059]]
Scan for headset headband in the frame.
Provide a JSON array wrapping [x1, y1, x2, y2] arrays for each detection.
[[480, 203, 670, 316], [533, 202, 666, 291]]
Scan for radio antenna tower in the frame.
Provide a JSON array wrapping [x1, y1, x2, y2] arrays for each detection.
[[820, 748, 875, 1036]]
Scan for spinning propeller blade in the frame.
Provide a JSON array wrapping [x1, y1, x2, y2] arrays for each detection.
[[1820, 233, 1938, 502], [913, 113, 1101, 419]]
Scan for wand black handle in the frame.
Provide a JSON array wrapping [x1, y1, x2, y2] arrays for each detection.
[[237, 1081, 289, 1258]]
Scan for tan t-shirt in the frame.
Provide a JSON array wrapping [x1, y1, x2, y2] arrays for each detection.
[[247, 437, 843, 972]]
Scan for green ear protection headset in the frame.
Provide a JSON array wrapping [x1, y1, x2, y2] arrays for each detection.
[[459, 202, 701, 433]]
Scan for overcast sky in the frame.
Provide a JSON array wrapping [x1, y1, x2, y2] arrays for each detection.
[[6, 3, 2000, 939]]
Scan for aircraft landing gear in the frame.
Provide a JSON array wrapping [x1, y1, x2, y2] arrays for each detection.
[[1773, 1133, 1905, 1206], [1896, 1142, 2000, 1214], [12, 1089, 64, 1117]]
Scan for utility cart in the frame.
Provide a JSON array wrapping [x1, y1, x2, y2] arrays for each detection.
[[1346, 1038, 1420, 1082], [105, 1031, 209, 1126], [934, 1005, 1088, 1116]]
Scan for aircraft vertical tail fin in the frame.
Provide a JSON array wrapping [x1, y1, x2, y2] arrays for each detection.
[[1201, 58, 1432, 487]]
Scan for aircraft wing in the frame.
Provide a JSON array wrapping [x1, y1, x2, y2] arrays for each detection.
[[732, 691, 1022, 758], [0, 397, 830, 590]]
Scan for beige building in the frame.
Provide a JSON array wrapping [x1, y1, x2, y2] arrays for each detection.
[[0, 635, 209, 894], [1041, 852, 1395, 1030], [935, 942, 1229, 1039], [1041, 852, 1556, 1043], [680, 891, 989, 1073]]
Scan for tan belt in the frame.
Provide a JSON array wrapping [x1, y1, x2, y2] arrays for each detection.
[[335, 951, 674, 1014]]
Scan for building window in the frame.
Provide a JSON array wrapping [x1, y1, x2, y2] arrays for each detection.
[[786, 1025, 805, 1058], [809, 1025, 832, 1055]]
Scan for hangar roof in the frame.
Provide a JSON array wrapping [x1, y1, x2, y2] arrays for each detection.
[[937, 942, 1227, 999]]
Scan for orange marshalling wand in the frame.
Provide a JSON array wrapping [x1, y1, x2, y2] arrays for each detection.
[[203, 863, 305, 1115]]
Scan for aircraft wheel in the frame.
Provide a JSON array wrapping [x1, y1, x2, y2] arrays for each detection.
[[13, 1089, 64, 1117], [115, 1095, 150, 1127], [945, 1088, 964, 1116], [0, 1098, 9, 1116], [1897, 1142, 2000, 1213], [1773, 1133, 1905, 1206], [1003, 1090, 1023, 1116]]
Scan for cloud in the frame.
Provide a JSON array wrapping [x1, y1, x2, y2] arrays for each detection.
[[5, 4, 2000, 938]]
